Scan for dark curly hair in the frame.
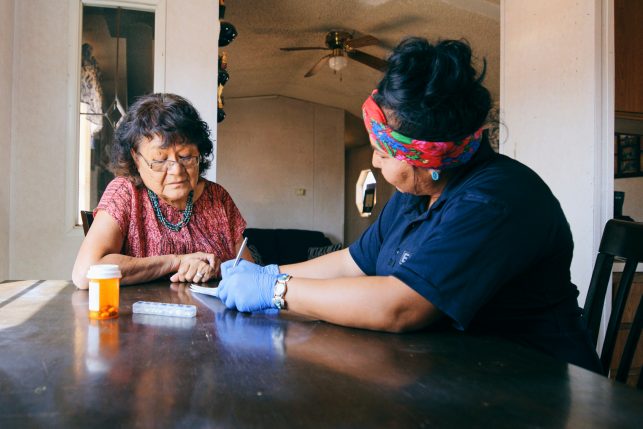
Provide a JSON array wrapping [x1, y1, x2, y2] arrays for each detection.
[[109, 93, 214, 187], [374, 37, 491, 142]]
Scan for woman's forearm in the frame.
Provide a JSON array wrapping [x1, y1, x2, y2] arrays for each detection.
[[74, 254, 178, 289], [285, 275, 443, 332], [280, 248, 364, 279], [100, 253, 179, 285]]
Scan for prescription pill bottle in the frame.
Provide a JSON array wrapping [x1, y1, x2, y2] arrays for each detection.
[[87, 265, 122, 320]]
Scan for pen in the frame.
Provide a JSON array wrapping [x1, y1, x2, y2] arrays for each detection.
[[233, 237, 248, 267]]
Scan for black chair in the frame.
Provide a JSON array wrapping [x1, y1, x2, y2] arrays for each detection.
[[80, 210, 94, 236], [583, 219, 643, 387]]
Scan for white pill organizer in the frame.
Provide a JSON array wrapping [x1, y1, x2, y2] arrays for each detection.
[[132, 301, 197, 318]]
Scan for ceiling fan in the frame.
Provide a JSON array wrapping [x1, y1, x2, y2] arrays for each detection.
[[280, 31, 388, 77]]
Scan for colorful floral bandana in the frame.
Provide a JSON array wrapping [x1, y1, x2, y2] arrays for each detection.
[[362, 90, 483, 171]]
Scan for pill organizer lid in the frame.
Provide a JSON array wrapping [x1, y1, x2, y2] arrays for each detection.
[[87, 264, 122, 279]]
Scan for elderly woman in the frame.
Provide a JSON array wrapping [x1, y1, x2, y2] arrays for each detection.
[[72, 93, 252, 289], [216, 38, 603, 374]]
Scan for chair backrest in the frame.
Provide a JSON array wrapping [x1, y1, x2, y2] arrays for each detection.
[[80, 211, 94, 236], [583, 219, 643, 385]]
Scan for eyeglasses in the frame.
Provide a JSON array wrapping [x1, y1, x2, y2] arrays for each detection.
[[137, 153, 202, 172]]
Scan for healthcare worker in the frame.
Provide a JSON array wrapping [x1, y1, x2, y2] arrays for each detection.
[[216, 37, 602, 374]]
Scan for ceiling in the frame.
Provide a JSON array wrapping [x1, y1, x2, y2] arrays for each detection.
[[222, 0, 500, 118]]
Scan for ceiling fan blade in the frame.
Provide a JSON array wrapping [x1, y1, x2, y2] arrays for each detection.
[[344, 35, 380, 49], [304, 54, 333, 77], [346, 49, 388, 72], [280, 47, 329, 51]]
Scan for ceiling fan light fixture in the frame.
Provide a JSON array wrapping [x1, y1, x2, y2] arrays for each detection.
[[283, 31, 385, 78], [328, 54, 347, 71]]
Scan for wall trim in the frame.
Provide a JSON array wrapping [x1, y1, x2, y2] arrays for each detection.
[[65, 0, 166, 236], [615, 111, 643, 120], [596, 0, 615, 352]]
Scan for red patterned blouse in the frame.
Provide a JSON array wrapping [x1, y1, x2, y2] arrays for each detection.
[[95, 177, 246, 261]]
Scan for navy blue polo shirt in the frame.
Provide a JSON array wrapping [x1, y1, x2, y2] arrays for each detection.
[[349, 138, 602, 373]]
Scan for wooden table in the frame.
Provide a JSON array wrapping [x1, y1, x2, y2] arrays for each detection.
[[1, 280, 643, 428]]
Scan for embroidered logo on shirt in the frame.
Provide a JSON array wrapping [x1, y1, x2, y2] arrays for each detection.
[[400, 251, 411, 265]]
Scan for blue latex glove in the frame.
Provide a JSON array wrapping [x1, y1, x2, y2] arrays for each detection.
[[216, 271, 279, 312], [220, 259, 279, 279]]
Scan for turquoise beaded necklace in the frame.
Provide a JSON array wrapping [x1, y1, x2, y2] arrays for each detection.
[[147, 188, 194, 231]]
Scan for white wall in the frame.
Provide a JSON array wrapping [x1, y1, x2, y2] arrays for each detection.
[[216, 96, 345, 244], [0, 0, 14, 281], [165, 0, 219, 181], [8, 0, 218, 280], [501, 0, 613, 306]]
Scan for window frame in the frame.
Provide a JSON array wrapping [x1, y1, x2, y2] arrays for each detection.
[[65, 0, 166, 235]]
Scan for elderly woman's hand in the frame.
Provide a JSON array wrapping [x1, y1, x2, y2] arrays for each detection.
[[170, 252, 221, 283]]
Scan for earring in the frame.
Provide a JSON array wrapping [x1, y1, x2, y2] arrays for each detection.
[[431, 170, 440, 181]]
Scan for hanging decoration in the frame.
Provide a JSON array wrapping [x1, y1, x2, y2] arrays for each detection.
[[218, 51, 229, 85], [218, 0, 238, 47], [218, 62, 229, 86], [217, 0, 237, 122], [217, 51, 227, 123], [105, 7, 126, 129], [217, 83, 226, 123], [217, 0, 236, 123]]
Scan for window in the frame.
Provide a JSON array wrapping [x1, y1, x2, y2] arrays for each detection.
[[356, 170, 377, 217]]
